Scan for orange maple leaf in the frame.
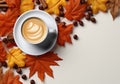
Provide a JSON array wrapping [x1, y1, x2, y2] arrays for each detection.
[[65, 0, 87, 21], [57, 23, 73, 46], [26, 52, 62, 81], [0, 68, 22, 84], [0, 41, 6, 62], [0, 0, 21, 36]]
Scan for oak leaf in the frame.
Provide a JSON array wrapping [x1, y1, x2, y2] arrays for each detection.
[[57, 23, 73, 46], [45, 0, 66, 15], [7, 48, 26, 68], [0, 0, 20, 36], [87, 0, 108, 14], [26, 52, 62, 81], [107, 0, 120, 20], [20, 0, 34, 14], [65, 0, 87, 21], [0, 41, 6, 62], [0, 68, 22, 84]]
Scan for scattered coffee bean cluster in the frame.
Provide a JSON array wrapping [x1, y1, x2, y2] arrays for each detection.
[[15, 65, 36, 84], [85, 6, 96, 23], [2, 33, 15, 44], [0, 61, 36, 84], [54, 0, 97, 41], [36, 0, 48, 10]]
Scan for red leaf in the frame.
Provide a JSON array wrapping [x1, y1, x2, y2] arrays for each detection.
[[57, 23, 73, 46], [26, 52, 62, 81], [0, 0, 21, 36], [65, 0, 87, 21], [0, 41, 6, 62]]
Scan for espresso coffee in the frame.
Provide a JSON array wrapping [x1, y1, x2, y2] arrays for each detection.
[[22, 17, 48, 44]]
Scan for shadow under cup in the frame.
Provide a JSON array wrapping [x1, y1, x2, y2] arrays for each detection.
[[21, 17, 48, 44]]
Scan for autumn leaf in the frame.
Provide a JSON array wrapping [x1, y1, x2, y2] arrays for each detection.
[[87, 0, 108, 14], [0, 68, 22, 84], [20, 0, 34, 14], [65, 0, 87, 21], [7, 48, 26, 68], [26, 52, 62, 81], [45, 0, 66, 15], [107, 0, 120, 20], [5, 0, 20, 8], [57, 23, 73, 46], [0, 41, 6, 62], [6, 42, 16, 49], [0, 0, 20, 36]]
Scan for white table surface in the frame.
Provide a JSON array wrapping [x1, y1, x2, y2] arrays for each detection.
[[20, 12, 120, 84]]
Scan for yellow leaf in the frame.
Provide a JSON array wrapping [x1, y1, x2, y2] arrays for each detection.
[[87, 0, 108, 14], [7, 48, 26, 68], [20, 0, 34, 14], [45, 0, 66, 15]]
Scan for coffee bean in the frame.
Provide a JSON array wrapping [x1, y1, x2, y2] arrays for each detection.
[[30, 80, 35, 84], [1, 7, 8, 12], [7, 33, 14, 42], [62, 22, 66, 27], [86, 6, 92, 11], [2, 62, 7, 68], [73, 34, 79, 40], [91, 17, 96, 23], [22, 74, 27, 80], [85, 14, 90, 21], [58, 5, 64, 11], [2, 38, 8, 44], [13, 64, 18, 69], [79, 20, 84, 26], [7, 38, 14, 43], [44, 5, 48, 9], [59, 11, 64, 17], [73, 21, 78, 27], [88, 11, 93, 16], [36, 0, 40, 5], [16, 68, 22, 74], [55, 16, 60, 23], [80, 0, 86, 4], [39, 5, 44, 10]]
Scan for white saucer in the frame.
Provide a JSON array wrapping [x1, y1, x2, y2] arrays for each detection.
[[13, 10, 58, 56]]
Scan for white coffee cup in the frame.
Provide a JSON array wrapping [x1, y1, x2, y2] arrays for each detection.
[[13, 10, 58, 55]]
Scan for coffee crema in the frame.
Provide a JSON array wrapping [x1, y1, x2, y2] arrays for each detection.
[[22, 18, 48, 44]]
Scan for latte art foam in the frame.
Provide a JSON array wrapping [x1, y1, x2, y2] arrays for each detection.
[[22, 18, 48, 44]]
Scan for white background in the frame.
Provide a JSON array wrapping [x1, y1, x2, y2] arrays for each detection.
[[21, 12, 120, 84]]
